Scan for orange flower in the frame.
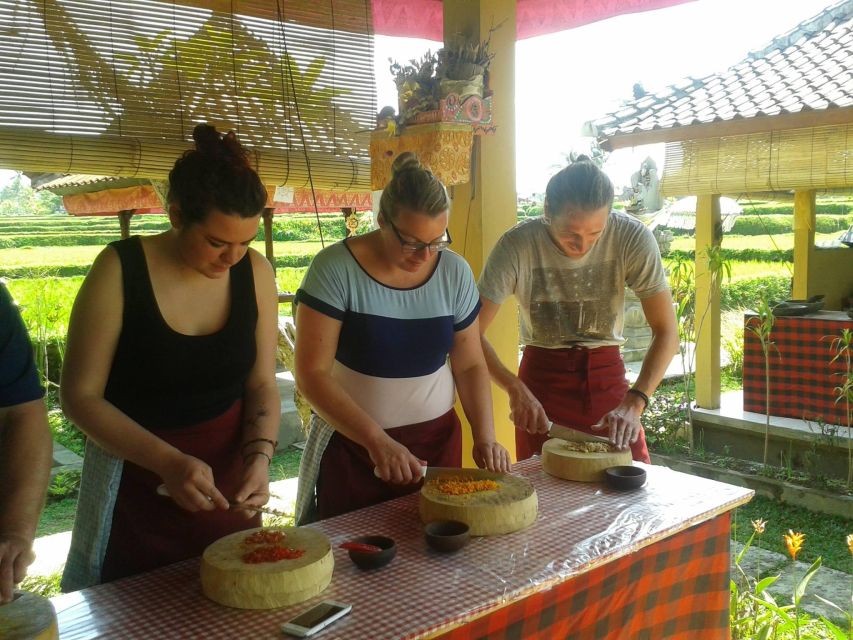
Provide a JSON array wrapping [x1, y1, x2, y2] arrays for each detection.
[[751, 519, 767, 535], [846, 533, 853, 556], [784, 530, 805, 561]]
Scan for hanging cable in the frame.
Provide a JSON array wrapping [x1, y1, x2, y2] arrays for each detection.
[[274, 0, 324, 248]]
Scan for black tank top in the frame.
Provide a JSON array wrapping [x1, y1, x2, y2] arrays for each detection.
[[104, 236, 257, 429]]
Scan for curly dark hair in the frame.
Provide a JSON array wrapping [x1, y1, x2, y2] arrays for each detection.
[[167, 124, 268, 225]]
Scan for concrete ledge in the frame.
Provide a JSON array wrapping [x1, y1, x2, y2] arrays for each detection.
[[651, 452, 853, 519]]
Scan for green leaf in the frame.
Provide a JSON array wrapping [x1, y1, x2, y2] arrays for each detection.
[[754, 575, 778, 595], [817, 616, 849, 639], [793, 556, 821, 605]]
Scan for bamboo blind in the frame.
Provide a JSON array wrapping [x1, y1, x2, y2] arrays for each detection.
[[0, 0, 375, 188], [661, 124, 853, 196]]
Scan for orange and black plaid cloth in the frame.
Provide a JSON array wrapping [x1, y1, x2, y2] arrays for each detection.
[[435, 514, 731, 640], [744, 313, 851, 425]]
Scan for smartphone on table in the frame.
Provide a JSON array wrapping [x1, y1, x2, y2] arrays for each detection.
[[281, 600, 352, 637]]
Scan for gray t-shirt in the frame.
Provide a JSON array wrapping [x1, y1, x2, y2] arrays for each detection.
[[478, 213, 669, 348]]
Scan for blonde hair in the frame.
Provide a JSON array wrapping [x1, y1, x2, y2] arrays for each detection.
[[379, 152, 449, 221]]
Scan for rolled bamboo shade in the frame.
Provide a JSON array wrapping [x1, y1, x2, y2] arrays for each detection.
[[0, 0, 375, 189], [661, 124, 853, 196]]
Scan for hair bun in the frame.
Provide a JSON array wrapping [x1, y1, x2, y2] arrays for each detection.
[[572, 153, 592, 164], [391, 151, 422, 177], [192, 123, 250, 170]]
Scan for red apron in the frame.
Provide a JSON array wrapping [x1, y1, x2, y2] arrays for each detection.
[[516, 345, 650, 463], [316, 409, 462, 520], [101, 400, 261, 582]]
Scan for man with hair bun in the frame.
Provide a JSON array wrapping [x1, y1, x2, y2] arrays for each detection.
[[61, 124, 280, 589], [294, 152, 510, 524], [478, 157, 678, 463]]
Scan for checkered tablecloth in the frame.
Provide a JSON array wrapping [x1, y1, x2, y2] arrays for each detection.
[[53, 459, 752, 640], [744, 312, 852, 425]]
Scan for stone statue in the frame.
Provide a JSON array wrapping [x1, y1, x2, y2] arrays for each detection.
[[626, 157, 662, 214]]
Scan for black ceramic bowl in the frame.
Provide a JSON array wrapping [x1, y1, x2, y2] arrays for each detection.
[[347, 535, 396, 570], [605, 465, 647, 490], [424, 520, 470, 553]]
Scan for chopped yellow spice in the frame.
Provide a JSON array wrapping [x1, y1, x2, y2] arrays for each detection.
[[561, 441, 613, 453], [432, 476, 500, 495]]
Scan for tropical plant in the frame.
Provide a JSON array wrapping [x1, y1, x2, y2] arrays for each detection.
[[746, 298, 777, 466], [668, 245, 731, 446], [829, 329, 853, 487]]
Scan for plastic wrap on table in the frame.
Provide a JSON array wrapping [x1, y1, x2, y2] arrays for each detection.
[[52, 458, 752, 640]]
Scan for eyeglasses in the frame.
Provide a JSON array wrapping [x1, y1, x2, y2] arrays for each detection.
[[386, 216, 452, 254]]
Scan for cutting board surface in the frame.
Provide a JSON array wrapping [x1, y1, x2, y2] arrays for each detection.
[[419, 469, 538, 536], [541, 437, 631, 482], [200, 526, 333, 609]]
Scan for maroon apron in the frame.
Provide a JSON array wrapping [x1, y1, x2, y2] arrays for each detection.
[[316, 408, 462, 520], [516, 345, 650, 463], [101, 400, 261, 582]]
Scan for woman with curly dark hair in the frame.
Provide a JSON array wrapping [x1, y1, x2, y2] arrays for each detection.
[[61, 124, 280, 589]]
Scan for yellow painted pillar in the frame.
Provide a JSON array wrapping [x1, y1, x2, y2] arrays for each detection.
[[694, 194, 721, 409], [443, 0, 519, 461], [792, 190, 815, 299]]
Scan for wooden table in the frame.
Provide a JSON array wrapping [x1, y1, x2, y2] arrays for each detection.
[[52, 458, 752, 639]]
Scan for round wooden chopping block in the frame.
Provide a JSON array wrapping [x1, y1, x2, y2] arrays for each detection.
[[0, 591, 58, 640], [419, 471, 538, 536], [201, 526, 333, 609], [541, 438, 631, 482]]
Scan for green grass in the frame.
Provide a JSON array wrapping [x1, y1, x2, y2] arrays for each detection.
[[36, 498, 78, 537], [732, 495, 853, 573], [270, 446, 303, 482], [670, 232, 840, 253]]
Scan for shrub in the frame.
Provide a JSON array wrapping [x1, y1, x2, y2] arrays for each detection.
[[667, 248, 793, 263], [722, 277, 792, 311]]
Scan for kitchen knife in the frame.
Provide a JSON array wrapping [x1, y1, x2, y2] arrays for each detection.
[[372, 465, 504, 481], [547, 421, 612, 444], [155, 483, 289, 518]]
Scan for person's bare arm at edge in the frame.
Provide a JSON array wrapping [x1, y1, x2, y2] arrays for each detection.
[[61, 248, 229, 513], [592, 289, 679, 449], [448, 318, 511, 473], [294, 303, 424, 484], [0, 398, 52, 603], [478, 296, 550, 435], [232, 251, 281, 515]]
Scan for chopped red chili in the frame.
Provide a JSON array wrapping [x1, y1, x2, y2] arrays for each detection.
[[241, 545, 305, 564], [243, 530, 287, 545]]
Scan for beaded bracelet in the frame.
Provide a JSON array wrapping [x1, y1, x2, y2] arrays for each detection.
[[241, 437, 278, 453], [627, 388, 650, 411], [243, 451, 272, 466]]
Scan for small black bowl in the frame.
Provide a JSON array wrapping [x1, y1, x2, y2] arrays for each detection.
[[605, 465, 647, 490], [347, 535, 396, 570], [424, 520, 470, 553]]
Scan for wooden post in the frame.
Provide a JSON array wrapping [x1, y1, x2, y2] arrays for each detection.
[[342, 207, 358, 237], [118, 210, 134, 239], [792, 190, 816, 299], [694, 194, 722, 409], [443, 0, 518, 462], [262, 207, 275, 273]]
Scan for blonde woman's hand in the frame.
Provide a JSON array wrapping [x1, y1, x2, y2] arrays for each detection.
[[472, 441, 512, 474]]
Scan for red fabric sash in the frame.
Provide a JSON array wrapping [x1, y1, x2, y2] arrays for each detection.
[[316, 409, 462, 520], [516, 345, 650, 463], [101, 400, 261, 583]]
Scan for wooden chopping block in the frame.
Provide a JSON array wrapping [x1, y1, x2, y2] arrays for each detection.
[[201, 526, 333, 609], [0, 591, 58, 640], [541, 438, 631, 482], [419, 469, 538, 536]]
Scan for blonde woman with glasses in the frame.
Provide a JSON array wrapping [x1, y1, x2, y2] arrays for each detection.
[[294, 152, 510, 523]]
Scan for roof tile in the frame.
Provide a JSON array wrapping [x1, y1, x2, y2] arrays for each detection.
[[593, 0, 853, 138]]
